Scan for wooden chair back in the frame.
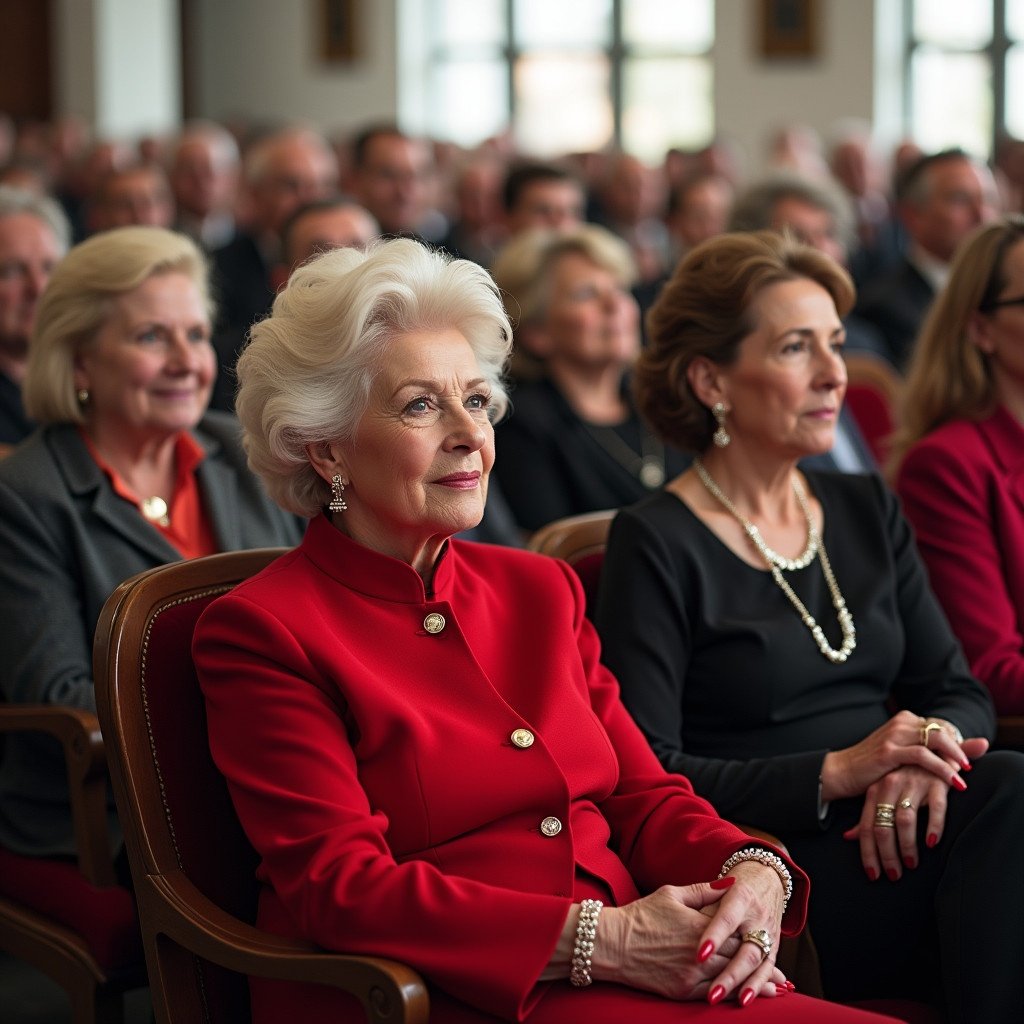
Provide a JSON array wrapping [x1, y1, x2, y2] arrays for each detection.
[[93, 548, 428, 1024]]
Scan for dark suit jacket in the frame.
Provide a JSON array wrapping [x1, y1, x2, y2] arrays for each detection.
[[210, 232, 276, 411], [0, 413, 303, 856], [853, 258, 935, 371], [0, 372, 33, 445], [896, 407, 1024, 713]]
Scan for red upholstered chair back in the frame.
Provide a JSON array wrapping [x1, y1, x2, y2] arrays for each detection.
[[527, 510, 615, 615], [93, 548, 429, 1024], [94, 549, 284, 1021], [843, 352, 904, 466]]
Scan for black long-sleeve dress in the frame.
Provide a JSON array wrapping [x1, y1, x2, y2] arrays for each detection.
[[596, 471, 1024, 1020]]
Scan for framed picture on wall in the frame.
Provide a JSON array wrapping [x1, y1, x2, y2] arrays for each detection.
[[320, 0, 358, 63], [759, 0, 819, 60]]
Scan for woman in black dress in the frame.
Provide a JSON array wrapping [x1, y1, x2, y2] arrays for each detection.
[[595, 230, 1024, 1022], [490, 224, 688, 532]]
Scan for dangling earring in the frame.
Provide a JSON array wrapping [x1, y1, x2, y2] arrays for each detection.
[[712, 402, 730, 448], [328, 474, 348, 513], [76, 388, 90, 406]]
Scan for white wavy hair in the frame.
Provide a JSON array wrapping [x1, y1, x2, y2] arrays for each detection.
[[236, 237, 512, 517]]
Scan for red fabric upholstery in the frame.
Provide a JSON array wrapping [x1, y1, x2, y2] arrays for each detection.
[[140, 590, 261, 1018], [571, 552, 605, 616], [0, 843, 142, 971], [845, 384, 896, 465]]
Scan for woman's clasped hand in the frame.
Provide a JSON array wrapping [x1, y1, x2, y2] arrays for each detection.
[[570, 862, 789, 1005], [823, 712, 989, 881]]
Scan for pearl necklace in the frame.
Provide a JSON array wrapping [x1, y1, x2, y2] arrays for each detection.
[[693, 458, 856, 664]]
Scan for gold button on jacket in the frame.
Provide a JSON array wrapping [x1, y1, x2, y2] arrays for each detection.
[[510, 728, 535, 749], [423, 612, 446, 634], [539, 816, 562, 837]]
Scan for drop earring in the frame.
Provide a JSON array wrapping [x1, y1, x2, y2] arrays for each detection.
[[328, 474, 348, 513], [712, 402, 731, 448]]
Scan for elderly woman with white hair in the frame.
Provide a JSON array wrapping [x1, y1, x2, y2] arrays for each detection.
[[491, 224, 689, 533], [0, 227, 301, 876], [192, 238, 898, 1023]]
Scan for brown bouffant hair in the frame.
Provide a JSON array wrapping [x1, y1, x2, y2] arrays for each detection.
[[636, 230, 854, 452]]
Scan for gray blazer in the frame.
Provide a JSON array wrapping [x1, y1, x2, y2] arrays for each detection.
[[0, 412, 303, 856]]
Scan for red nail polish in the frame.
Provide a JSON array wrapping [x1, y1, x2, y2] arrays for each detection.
[[786, 980, 797, 991], [697, 940, 714, 963], [886, 867, 899, 882], [903, 855, 916, 870], [775, 983, 789, 994], [865, 866, 878, 881], [708, 985, 726, 1005], [709, 876, 735, 890], [740, 988, 755, 1007], [927, 832, 939, 848], [950, 773, 968, 792], [962, 760, 973, 771]]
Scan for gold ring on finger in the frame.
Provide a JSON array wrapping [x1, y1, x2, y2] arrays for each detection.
[[874, 803, 896, 828], [741, 928, 773, 962], [898, 797, 913, 811], [920, 721, 944, 748]]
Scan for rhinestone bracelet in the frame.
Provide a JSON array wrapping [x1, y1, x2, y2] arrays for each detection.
[[569, 898, 603, 988], [717, 847, 793, 911]]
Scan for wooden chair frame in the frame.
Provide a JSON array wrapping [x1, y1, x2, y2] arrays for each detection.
[[93, 549, 428, 1024], [0, 705, 146, 1024]]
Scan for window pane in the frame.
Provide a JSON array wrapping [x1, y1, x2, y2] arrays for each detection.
[[622, 57, 713, 161], [623, 0, 713, 52], [434, 0, 505, 49], [431, 61, 509, 146], [514, 54, 612, 156], [1005, 45, 1024, 137], [913, 0, 990, 48], [911, 49, 991, 157], [515, 0, 611, 49], [1008, 0, 1024, 42]]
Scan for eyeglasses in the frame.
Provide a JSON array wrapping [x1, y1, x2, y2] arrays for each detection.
[[980, 294, 1024, 312]]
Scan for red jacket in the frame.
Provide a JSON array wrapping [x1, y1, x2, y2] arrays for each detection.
[[194, 514, 808, 1021], [897, 406, 1024, 713]]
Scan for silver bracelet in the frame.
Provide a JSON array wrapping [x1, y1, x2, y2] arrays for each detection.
[[718, 847, 793, 911], [569, 898, 603, 988]]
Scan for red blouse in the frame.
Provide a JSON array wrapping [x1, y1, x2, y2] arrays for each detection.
[[80, 429, 217, 559]]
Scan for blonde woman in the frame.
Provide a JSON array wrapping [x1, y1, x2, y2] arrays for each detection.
[[893, 215, 1024, 713], [0, 227, 300, 863]]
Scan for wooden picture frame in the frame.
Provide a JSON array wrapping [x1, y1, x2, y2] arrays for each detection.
[[320, 0, 358, 64], [759, 0, 819, 60]]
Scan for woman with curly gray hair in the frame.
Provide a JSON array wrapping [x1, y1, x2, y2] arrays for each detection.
[[194, 238, 889, 1024]]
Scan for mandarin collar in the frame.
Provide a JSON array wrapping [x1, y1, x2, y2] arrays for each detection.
[[299, 512, 456, 603]]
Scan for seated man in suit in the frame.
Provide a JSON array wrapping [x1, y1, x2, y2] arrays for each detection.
[[346, 123, 437, 241], [854, 148, 999, 371], [168, 120, 240, 252], [209, 126, 338, 410], [0, 186, 70, 444]]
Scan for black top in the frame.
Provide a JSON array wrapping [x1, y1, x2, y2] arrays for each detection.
[[0, 372, 32, 445], [594, 471, 994, 834], [852, 258, 935, 371], [493, 376, 690, 532]]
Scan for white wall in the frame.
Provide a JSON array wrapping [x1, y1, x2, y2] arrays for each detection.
[[714, 0, 886, 176], [191, 0, 399, 137], [53, 0, 180, 138]]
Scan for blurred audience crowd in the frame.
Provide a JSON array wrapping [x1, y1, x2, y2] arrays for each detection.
[[0, 110, 1013, 499]]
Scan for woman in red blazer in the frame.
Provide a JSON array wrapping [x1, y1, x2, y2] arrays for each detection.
[[193, 239, 894, 1023], [894, 216, 1024, 713]]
